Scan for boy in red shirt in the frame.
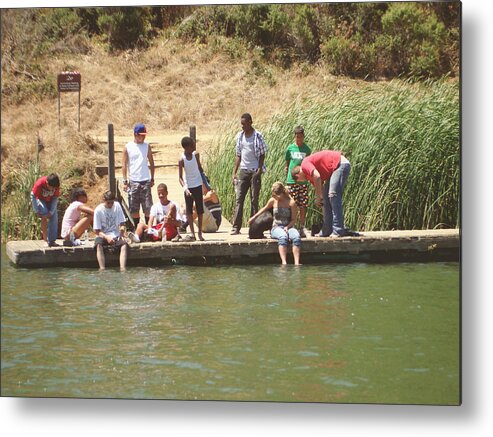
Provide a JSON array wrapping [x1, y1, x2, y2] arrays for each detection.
[[31, 173, 61, 247]]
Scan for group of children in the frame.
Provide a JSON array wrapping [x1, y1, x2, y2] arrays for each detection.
[[29, 132, 224, 271], [30, 121, 329, 268]]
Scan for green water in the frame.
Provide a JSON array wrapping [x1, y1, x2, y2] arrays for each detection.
[[1, 246, 460, 404]]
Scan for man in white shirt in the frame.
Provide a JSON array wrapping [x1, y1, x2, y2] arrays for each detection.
[[122, 123, 155, 227], [230, 113, 268, 235], [93, 190, 129, 271]]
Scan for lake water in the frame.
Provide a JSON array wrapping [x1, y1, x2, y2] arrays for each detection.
[[1, 245, 460, 404]]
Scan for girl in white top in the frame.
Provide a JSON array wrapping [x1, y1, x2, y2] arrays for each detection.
[[61, 187, 94, 245], [178, 136, 205, 241]]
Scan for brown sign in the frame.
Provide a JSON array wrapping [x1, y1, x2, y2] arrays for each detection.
[[57, 71, 81, 92]]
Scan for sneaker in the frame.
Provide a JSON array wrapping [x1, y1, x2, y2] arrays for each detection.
[[128, 232, 140, 243], [69, 231, 76, 243], [299, 228, 307, 238], [63, 240, 74, 247], [48, 241, 60, 247], [230, 228, 240, 235], [171, 234, 182, 242], [73, 239, 82, 246]]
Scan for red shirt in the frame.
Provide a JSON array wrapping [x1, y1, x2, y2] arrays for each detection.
[[32, 176, 60, 202], [300, 150, 341, 184]]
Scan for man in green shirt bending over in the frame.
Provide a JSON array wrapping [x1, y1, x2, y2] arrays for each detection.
[[285, 125, 311, 238]]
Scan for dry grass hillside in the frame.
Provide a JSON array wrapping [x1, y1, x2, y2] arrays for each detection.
[[1, 36, 359, 204]]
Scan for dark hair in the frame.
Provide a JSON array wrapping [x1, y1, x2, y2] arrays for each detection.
[[71, 187, 87, 202], [241, 113, 252, 123], [103, 190, 116, 201], [47, 173, 60, 187], [181, 136, 195, 149], [294, 125, 304, 135], [157, 183, 168, 192]]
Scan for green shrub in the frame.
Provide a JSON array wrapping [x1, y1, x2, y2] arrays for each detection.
[[321, 36, 358, 76], [292, 4, 321, 61], [96, 7, 153, 50], [379, 3, 447, 78]]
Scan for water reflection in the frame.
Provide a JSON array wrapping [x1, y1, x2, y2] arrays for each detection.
[[1, 247, 459, 404]]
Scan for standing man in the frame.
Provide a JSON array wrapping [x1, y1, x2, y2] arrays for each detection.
[[291, 150, 351, 237], [230, 113, 268, 235], [122, 123, 155, 227], [285, 125, 311, 238]]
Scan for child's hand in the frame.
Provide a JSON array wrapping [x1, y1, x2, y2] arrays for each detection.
[[185, 189, 191, 197]]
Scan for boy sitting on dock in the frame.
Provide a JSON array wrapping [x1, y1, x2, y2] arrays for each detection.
[[93, 190, 129, 271], [128, 183, 183, 243], [61, 187, 94, 246]]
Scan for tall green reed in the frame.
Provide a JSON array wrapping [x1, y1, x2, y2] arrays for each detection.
[[1, 159, 41, 241], [205, 79, 459, 231]]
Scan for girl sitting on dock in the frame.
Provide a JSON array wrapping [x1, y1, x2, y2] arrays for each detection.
[[248, 182, 301, 265], [61, 187, 94, 246]]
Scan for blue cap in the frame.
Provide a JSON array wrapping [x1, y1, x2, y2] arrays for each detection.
[[134, 123, 147, 136]]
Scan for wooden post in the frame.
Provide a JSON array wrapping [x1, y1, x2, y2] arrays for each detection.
[[78, 89, 81, 132], [108, 123, 116, 195], [189, 125, 196, 143]]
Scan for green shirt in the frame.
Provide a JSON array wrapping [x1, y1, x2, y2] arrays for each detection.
[[285, 142, 312, 185]]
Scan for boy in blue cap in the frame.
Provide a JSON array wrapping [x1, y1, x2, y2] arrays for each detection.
[[122, 123, 155, 227]]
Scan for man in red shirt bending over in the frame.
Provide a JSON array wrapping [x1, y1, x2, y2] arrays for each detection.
[[291, 150, 352, 237]]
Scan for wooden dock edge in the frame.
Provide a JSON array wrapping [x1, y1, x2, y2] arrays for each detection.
[[5, 229, 460, 268]]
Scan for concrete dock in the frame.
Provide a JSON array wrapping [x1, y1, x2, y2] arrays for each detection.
[[5, 228, 459, 268]]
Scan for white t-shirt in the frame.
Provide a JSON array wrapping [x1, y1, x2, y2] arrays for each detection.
[[150, 200, 182, 224], [240, 133, 259, 170], [93, 201, 126, 238], [126, 141, 151, 182], [61, 200, 83, 238]]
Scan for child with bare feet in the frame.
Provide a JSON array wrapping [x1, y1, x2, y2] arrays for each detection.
[[178, 136, 205, 241]]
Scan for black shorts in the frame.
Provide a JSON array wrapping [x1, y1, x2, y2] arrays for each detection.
[[94, 236, 128, 254], [184, 185, 204, 215]]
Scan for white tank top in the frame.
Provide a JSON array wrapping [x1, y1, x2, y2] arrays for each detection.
[[182, 151, 202, 189], [126, 141, 151, 182]]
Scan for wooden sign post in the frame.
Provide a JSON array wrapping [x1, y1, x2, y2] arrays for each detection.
[[57, 71, 81, 131]]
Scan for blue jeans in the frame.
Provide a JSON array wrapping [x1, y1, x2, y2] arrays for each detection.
[[31, 193, 58, 243], [321, 162, 351, 236], [271, 226, 301, 247]]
